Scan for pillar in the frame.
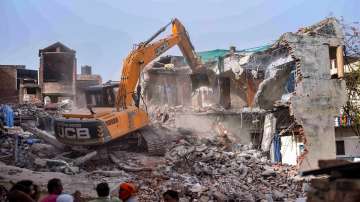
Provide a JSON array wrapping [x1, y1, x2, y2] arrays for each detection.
[[337, 45, 344, 78]]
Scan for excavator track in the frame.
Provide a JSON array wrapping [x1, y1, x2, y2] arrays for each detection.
[[138, 126, 166, 156]]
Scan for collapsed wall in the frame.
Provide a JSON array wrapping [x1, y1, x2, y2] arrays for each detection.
[[252, 18, 347, 170], [251, 49, 294, 109], [283, 19, 347, 170]]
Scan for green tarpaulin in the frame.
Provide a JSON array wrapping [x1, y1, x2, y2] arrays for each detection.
[[197, 44, 271, 62]]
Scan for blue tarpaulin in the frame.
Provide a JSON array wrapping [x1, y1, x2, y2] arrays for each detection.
[[0, 105, 14, 127], [273, 132, 282, 162], [285, 66, 296, 94]]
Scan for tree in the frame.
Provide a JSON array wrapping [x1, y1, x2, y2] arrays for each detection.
[[341, 18, 360, 136]]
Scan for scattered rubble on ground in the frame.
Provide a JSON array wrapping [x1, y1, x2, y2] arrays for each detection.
[[0, 103, 305, 201], [134, 137, 304, 201]]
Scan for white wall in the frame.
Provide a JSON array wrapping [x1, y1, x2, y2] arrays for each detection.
[[336, 136, 360, 157], [335, 127, 360, 158], [280, 135, 300, 165]]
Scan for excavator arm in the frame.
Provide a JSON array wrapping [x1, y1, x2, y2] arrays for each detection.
[[116, 18, 203, 110], [172, 19, 203, 72]]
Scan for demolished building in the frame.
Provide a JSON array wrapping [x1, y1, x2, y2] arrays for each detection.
[[145, 18, 351, 171], [265, 17, 346, 171]]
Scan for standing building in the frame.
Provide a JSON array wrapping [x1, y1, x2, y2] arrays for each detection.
[[0, 65, 40, 104], [76, 65, 102, 107], [39, 42, 77, 103]]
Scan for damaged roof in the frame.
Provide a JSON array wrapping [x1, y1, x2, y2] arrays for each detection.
[[296, 17, 344, 38], [199, 17, 343, 64], [39, 42, 76, 56]]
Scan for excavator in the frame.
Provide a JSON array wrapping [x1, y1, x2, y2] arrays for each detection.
[[54, 18, 206, 155]]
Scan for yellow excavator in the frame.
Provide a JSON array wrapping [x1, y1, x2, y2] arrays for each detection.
[[54, 18, 205, 155]]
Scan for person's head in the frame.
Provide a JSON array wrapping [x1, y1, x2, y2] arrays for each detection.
[[0, 185, 7, 199], [47, 178, 63, 195], [10, 180, 39, 200], [56, 194, 74, 202], [163, 190, 179, 202], [11, 180, 33, 194], [96, 182, 110, 197], [118, 183, 136, 200]]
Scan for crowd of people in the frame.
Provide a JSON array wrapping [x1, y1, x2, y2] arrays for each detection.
[[0, 178, 180, 202]]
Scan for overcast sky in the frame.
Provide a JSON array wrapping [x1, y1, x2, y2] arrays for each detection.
[[0, 0, 359, 81]]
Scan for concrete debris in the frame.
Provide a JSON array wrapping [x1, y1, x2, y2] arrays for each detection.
[[22, 123, 66, 150], [37, 158, 79, 174], [30, 143, 58, 158], [0, 98, 304, 200], [109, 153, 153, 172], [73, 151, 98, 166], [148, 104, 250, 130], [145, 137, 304, 201], [1, 117, 305, 200], [87, 170, 128, 177]]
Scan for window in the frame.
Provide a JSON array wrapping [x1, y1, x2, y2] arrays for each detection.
[[336, 140, 345, 155], [329, 46, 338, 78], [26, 87, 36, 94]]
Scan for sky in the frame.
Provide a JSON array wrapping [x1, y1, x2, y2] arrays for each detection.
[[0, 0, 359, 81]]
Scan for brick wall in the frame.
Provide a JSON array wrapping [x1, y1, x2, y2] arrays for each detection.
[[0, 68, 18, 103]]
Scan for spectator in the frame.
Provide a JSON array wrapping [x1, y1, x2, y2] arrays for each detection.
[[7, 180, 39, 202], [73, 190, 83, 202], [0, 185, 8, 201], [90, 182, 121, 202], [163, 190, 179, 202], [118, 183, 137, 202], [56, 194, 74, 202], [41, 178, 63, 202]]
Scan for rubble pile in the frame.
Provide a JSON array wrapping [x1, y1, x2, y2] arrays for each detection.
[[13, 103, 66, 119], [0, 104, 70, 170], [0, 127, 35, 167], [1, 123, 304, 201], [0, 127, 61, 169], [132, 136, 304, 201], [149, 105, 188, 127], [1, 103, 305, 201]]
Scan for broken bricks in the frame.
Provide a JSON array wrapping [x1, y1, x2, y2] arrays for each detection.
[[148, 137, 305, 201], [0, 104, 305, 201]]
